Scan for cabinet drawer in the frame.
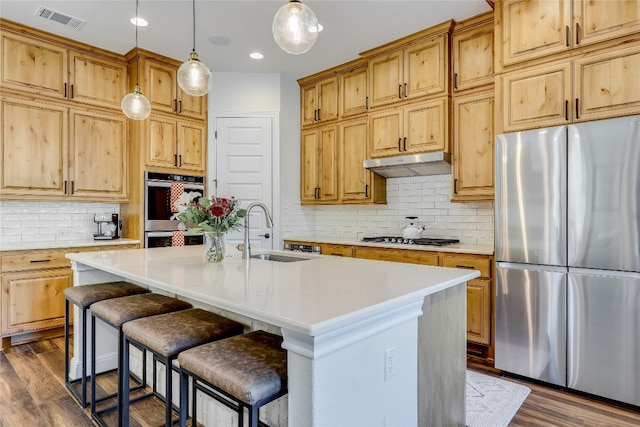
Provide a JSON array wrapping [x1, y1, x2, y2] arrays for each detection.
[[1, 252, 70, 273], [320, 244, 354, 257], [442, 255, 491, 278], [356, 247, 439, 265]]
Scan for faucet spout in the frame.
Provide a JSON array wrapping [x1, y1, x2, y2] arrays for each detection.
[[243, 202, 274, 259]]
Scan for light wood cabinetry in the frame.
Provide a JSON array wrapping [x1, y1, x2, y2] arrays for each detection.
[[452, 14, 494, 92], [340, 61, 368, 118], [364, 21, 453, 108], [369, 98, 449, 158], [452, 90, 494, 201], [301, 125, 338, 203], [339, 118, 386, 204], [498, 43, 640, 132], [145, 114, 206, 172], [320, 243, 354, 257], [0, 28, 127, 109], [497, 0, 640, 69], [300, 75, 339, 127], [355, 246, 440, 266], [0, 243, 139, 348], [1, 94, 128, 201]]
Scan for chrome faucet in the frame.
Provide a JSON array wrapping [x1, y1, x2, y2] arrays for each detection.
[[242, 202, 274, 259]]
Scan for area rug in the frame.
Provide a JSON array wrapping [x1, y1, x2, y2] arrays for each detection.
[[466, 370, 531, 427]]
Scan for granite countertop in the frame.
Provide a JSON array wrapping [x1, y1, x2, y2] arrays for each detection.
[[0, 238, 141, 253], [284, 236, 494, 256], [67, 246, 479, 336]]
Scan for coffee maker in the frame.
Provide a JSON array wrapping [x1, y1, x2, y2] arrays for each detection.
[[94, 213, 120, 240]]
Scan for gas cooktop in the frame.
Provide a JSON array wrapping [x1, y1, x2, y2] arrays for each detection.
[[361, 236, 460, 246]]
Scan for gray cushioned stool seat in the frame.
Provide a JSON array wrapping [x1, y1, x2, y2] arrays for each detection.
[[64, 281, 149, 308], [90, 293, 192, 328], [178, 330, 287, 405]]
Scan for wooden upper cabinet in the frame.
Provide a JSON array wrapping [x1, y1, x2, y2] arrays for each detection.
[[0, 30, 126, 109], [146, 114, 206, 173], [452, 91, 494, 201], [369, 97, 449, 158], [340, 63, 368, 118], [177, 120, 206, 172], [300, 75, 339, 127], [498, 0, 640, 68], [300, 125, 338, 203], [143, 56, 206, 121], [367, 33, 449, 108], [452, 14, 494, 92]]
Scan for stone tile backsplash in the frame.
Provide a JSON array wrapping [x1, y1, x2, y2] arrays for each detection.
[[0, 201, 120, 246], [281, 174, 495, 247]]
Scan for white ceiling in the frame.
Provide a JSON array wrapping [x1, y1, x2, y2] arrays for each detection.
[[0, 0, 492, 79]]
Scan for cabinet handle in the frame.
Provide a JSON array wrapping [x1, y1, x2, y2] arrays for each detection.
[[178, 155, 182, 167], [174, 154, 178, 167], [565, 100, 569, 121], [365, 96, 369, 110], [71, 181, 75, 194], [316, 187, 321, 199], [398, 84, 402, 99], [70, 84, 74, 99], [404, 83, 407, 98], [575, 98, 579, 120], [64, 180, 68, 195], [454, 73, 458, 90], [566, 26, 570, 47], [317, 108, 321, 121], [330, 252, 343, 256], [178, 100, 183, 113], [173, 99, 178, 113], [398, 138, 402, 151], [30, 259, 51, 263], [576, 22, 580, 45], [454, 178, 458, 194], [403, 137, 407, 151], [365, 184, 369, 198], [64, 83, 67, 98], [455, 264, 475, 269]]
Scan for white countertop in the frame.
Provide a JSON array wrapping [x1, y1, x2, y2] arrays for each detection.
[[285, 236, 494, 255], [0, 238, 140, 253], [67, 246, 479, 336]]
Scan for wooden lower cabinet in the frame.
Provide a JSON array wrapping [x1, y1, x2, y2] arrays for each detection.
[[319, 243, 354, 257], [0, 243, 139, 348], [465, 279, 491, 346], [355, 246, 440, 265]]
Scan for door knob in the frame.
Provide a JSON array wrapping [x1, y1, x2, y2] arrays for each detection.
[[259, 233, 270, 239]]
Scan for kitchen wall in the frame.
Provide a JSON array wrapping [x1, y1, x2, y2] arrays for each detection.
[[281, 175, 494, 247], [0, 201, 119, 246]]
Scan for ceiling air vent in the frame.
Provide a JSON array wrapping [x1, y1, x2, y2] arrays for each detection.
[[35, 6, 86, 30]]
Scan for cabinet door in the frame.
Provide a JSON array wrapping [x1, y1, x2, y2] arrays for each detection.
[[339, 119, 370, 201], [368, 50, 403, 108], [452, 91, 494, 201], [300, 129, 320, 202], [69, 108, 127, 200], [574, 0, 640, 47], [574, 44, 640, 123], [177, 120, 206, 173], [69, 51, 127, 109], [300, 84, 317, 127], [404, 98, 449, 154], [0, 32, 67, 99], [317, 76, 339, 123], [369, 107, 402, 158], [145, 59, 178, 114], [466, 278, 491, 345], [340, 65, 368, 118], [1, 269, 72, 335], [147, 115, 178, 169], [452, 21, 494, 92], [404, 36, 448, 99], [1, 96, 68, 197], [178, 90, 207, 121], [499, 60, 572, 132], [355, 246, 439, 265], [500, 0, 572, 66], [319, 125, 338, 201]]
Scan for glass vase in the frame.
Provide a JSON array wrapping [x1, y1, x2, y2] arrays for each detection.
[[203, 231, 226, 263]]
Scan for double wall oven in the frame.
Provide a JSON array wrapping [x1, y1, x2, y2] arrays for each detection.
[[144, 171, 205, 248]]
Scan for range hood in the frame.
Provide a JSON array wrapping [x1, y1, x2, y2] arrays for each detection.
[[363, 152, 451, 178]]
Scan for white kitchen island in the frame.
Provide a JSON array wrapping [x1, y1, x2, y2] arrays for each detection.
[[67, 245, 479, 426]]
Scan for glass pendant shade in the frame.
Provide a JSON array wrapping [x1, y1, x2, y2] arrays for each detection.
[[177, 51, 213, 96], [272, 0, 319, 55], [121, 85, 151, 120]]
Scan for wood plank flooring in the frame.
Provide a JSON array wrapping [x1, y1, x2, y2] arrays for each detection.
[[1, 337, 639, 426]]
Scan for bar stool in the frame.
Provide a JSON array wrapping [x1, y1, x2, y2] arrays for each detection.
[[121, 308, 245, 426], [89, 293, 192, 427], [178, 330, 288, 427], [64, 281, 150, 407]]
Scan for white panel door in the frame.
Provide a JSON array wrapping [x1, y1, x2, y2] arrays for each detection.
[[213, 116, 273, 250]]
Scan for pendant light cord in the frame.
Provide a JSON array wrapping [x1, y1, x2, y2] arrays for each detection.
[[135, 0, 140, 86], [191, 0, 196, 52]]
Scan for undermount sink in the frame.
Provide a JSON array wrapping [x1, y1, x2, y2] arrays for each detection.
[[250, 253, 310, 262]]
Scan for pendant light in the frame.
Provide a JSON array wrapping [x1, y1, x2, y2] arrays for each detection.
[[177, 0, 213, 96], [272, 0, 319, 55], [121, 0, 151, 120]]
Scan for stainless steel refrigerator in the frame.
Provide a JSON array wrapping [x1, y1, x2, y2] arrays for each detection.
[[495, 115, 640, 407]]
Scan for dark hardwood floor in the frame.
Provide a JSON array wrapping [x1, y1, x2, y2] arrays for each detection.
[[1, 337, 639, 426]]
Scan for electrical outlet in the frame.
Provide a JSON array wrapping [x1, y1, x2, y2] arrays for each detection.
[[56, 229, 70, 238], [384, 346, 396, 381]]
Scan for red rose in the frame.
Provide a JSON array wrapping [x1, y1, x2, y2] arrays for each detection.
[[211, 207, 224, 217]]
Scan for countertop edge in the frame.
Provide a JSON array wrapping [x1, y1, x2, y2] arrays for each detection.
[[0, 238, 141, 253]]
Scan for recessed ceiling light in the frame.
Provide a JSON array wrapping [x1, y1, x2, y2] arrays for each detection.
[[130, 17, 148, 27], [208, 35, 231, 46], [250, 52, 264, 60]]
